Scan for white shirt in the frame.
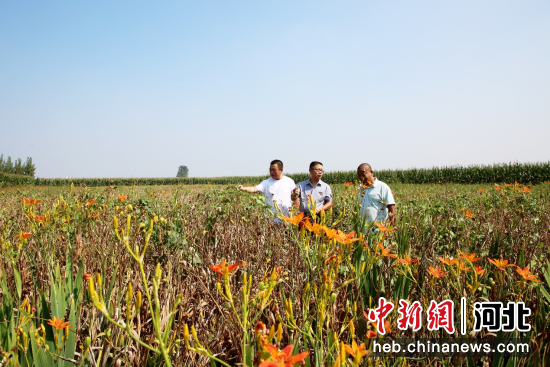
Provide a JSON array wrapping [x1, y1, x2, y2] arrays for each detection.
[[357, 178, 395, 223], [255, 176, 296, 217]]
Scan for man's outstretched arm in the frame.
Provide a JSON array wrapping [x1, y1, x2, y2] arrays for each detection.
[[237, 185, 260, 194]]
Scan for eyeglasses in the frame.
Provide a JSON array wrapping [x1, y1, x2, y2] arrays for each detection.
[[312, 169, 324, 173]]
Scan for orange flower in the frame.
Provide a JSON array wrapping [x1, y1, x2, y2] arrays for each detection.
[[488, 258, 515, 271], [91, 213, 101, 219], [377, 242, 397, 259], [428, 266, 448, 278], [522, 187, 531, 193], [209, 259, 245, 275], [22, 197, 41, 206], [344, 339, 368, 359], [117, 194, 129, 202], [495, 186, 502, 191], [335, 231, 362, 245], [364, 319, 391, 335], [374, 222, 394, 232], [302, 218, 314, 232], [459, 251, 481, 262], [465, 211, 474, 218], [302, 219, 326, 235], [505, 183, 513, 187], [281, 212, 304, 226], [366, 329, 377, 339], [28, 214, 46, 224], [516, 267, 541, 282], [47, 316, 71, 331], [344, 182, 353, 187], [259, 338, 309, 367], [473, 265, 486, 275], [362, 181, 373, 189], [477, 189, 486, 193], [312, 223, 326, 236], [457, 261, 471, 271], [324, 227, 341, 240], [438, 257, 458, 266], [398, 255, 418, 265], [85, 199, 97, 206], [18, 231, 32, 240]]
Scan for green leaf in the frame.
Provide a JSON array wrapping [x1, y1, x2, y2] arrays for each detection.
[[12, 264, 22, 300], [60, 298, 77, 367]]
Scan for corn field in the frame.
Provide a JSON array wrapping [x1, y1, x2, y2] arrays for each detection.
[[0, 181, 549, 366], [2, 162, 548, 188]]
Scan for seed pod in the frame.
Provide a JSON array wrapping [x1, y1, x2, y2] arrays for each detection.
[[276, 323, 283, 343], [84, 337, 91, 348], [126, 283, 133, 306], [155, 263, 162, 281], [96, 273, 102, 289], [183, 324, 190, 346], [135, 291, 142, 310]]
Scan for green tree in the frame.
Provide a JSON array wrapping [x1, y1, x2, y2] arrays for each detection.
[[14, 158, 22, 174], [4, 156, 13, 174], [176, 166, 189, 178], [23, 157, 36, 177]]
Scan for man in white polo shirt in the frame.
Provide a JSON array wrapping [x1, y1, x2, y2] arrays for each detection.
[[237, 160, 296, 219], [356, 163, 396, 227]]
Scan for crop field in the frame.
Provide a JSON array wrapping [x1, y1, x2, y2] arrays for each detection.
[[1, 181, 550, 366]]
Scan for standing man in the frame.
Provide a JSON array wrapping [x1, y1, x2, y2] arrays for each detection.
[[291, 161, 333, 216], [238, 160, 296, 219], [356, 163, 396, 227]]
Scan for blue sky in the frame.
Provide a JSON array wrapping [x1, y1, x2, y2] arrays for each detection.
[[1, 1, 549, 178]]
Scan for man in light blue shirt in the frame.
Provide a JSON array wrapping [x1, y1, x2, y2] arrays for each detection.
[[356, 163, 396, 226], [291, 161, 333, 216]]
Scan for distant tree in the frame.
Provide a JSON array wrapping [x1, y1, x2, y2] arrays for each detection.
[[23, 157, 36, 177], [176, 166, 189, 178], [0, 154, 4, 173], [4, 156, 13, 174], [14, 158, 22, 174]]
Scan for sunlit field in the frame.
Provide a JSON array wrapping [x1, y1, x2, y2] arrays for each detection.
[[1, 182, 549, 366]]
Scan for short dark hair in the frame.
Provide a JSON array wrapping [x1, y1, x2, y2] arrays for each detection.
[[270, 160, 283, 170], [309, 161, 323, 169], [357, 163, 372, 171]]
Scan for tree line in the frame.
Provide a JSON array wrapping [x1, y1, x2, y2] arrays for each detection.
[[0, 154, 36, 177]]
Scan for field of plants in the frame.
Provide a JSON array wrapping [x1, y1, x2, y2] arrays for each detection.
[[1, 180, 549, 366]]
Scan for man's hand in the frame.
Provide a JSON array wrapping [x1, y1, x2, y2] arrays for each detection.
[[388, 204, 396, 226], [237, 185, 243, 191], [291, 187, 299, 201]]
